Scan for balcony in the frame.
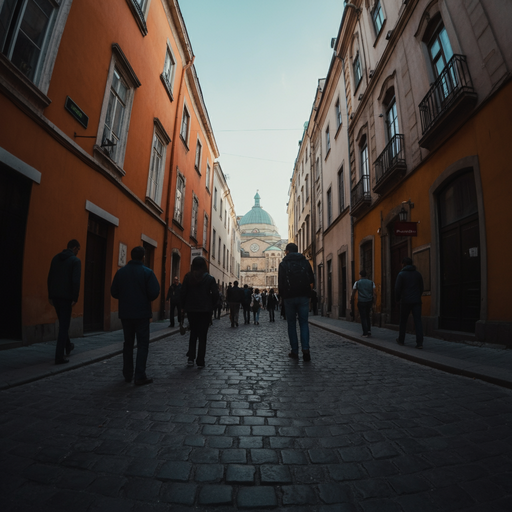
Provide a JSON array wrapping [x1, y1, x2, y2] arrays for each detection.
[[419, 54, 477, 150], [350, 175, 371, 217], [373, 134, 406, 195]]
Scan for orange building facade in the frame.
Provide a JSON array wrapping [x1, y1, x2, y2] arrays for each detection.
[[0, 0, 218, 344]]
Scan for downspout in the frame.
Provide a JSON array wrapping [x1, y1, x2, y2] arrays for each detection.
[[160, 56, 195, 318]]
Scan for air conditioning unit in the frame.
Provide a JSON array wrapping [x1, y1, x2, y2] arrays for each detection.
[[386, 30, 393, 40], [358, 94, 363, 101], [369, 69, 375, 78]]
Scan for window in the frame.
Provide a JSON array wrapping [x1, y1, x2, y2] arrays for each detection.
[[385, 97, 399, 141], [372, 1, 384, 35], [0, 0, 59, 83], [353, 53, 362, 88], [325, 126, 331, 154], [218, 236, 221, 262], [174, 173, 185, 225], [203, 214, 208, 247], [212, 229, 216, 258], [206, 163, 211, 191], [338, 167, 345, 213], [146, 119, 170, 206], [180, 105, 190, 145], [224, 209, 227, 228], [191, 195, 198, 239], [335, 99, 342, 130], [220, 199, 223, 219], [227, 250, 230, 272], [317, 201, 322, 231], [222, 243, 226, 268], [305, 175, 309, 201], [126, 0, 149, 36], [327, 188, 332, 227], [428, 22, 453, 79], [316, 157, 320, 180], [161, 43, 176, 99], [360, 139, 370, 195], [214, 187, 217, 209], [194, 139, 202, 172]]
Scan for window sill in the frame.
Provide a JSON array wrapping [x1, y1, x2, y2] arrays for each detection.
[[93, 145, 126, 177], [190, 235, 198, 244], [125, 0, 148, 36], [0, 53, 51, 113], [172, 218, 184, 231], [195, 165, 201, 176], [334, 123, 343, 140], [180, 135, 189, 151], [160, 74, 174, 102], [145, 196, 164, 215], [324, 148, 331, 161]]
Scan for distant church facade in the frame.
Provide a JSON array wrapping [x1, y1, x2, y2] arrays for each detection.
[[239, 193, 287, 290]]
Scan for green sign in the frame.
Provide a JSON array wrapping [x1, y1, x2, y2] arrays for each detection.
[[65, 96, 88, 129]]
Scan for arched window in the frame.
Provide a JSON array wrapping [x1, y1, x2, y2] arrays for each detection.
[[423, 15, 454, 79]]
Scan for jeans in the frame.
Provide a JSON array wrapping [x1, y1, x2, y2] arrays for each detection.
[[53, 298, 73, 361], [186, 311, 211, 365], [253, 308, 260, 323], [284, 296, 310, 353], [398, 302, 424, 345], [121, 318, 150, 381], [357, 301, 372, 335]]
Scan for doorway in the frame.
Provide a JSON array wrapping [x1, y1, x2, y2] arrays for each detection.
[[338, 253, 347, 317], [438, 172, 480, 332], [389, 227, 408, 324], [326, 259, 332, 313], [0, 165, 32, 339], [83, 215, 108, 333]]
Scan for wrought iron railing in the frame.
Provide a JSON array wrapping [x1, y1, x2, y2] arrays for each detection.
[[374, 134, 405, 185], [419, 54, 475, 134], [351, 175, 371, 210]]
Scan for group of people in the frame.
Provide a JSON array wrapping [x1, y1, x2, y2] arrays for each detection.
[[47, 239, 424, 386]]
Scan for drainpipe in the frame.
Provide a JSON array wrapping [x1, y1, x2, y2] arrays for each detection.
[[160, 56, 195, 318]]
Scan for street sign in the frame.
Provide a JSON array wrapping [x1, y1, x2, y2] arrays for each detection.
[[190, 248, 202, 263], [394, 221, 417, 236]]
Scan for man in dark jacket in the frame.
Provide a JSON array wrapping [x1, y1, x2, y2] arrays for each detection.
[[242, 284, 252, 324], [111, 246, 160, 385], [47, 239, 81, 364], [166, 276, 182, 327], [278, 243, 315, 361], [226, 280, 244, 327], [395, 257, 424, 348]]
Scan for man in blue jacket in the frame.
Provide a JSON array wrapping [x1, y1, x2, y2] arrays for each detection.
[[111, 246, 160, 385], [47, 239, 81, 364], [395, 257, 424, 348]]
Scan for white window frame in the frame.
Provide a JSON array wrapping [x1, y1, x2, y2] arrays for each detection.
[[205, 162, 211, 191], [161, 39, 176, 100], [146, 118, 170, 207], [203, 213, 209, 247], [335, 98, 343, 130], [125, 0, 152, 36], [195, 138, 202, 173], [191, 194, 199, 239], [212, 228, 216, 258], [180, 104, 190, 146], [353, 53, 362, 89], [325, 126, 331, 153], [214, 187, 218, 209], [96, 44, 141, 171], [372, 1, 385, 36], [174, 171, 185, 225]]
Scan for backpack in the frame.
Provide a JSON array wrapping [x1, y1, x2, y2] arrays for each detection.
[[284, 258, 312, 298]]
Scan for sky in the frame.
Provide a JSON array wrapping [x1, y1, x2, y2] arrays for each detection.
[[179, 0, 345, 237]]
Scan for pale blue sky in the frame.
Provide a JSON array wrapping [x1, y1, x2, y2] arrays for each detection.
[[179, 1, 345, 236]]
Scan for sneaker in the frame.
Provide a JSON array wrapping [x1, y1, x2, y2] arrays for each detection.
[[288, 351, 299, 360], [187, 360, 194, 366], [197, 362, 205, 368], [302, 350, 311, 362]]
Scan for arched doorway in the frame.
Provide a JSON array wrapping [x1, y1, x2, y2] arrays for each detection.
[[438, 171, 480, 332]]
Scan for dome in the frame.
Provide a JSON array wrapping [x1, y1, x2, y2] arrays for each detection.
[[239, 193, 276, 227]]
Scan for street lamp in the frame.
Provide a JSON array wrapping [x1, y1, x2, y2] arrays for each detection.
[[398, 206, 408, 222]]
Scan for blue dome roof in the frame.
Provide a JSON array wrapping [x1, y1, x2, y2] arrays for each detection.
[[240, 193, 276, 227]]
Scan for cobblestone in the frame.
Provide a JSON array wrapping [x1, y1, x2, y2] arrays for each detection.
[[1, 318, 512, 510]]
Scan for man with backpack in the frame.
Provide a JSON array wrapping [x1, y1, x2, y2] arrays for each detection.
[[351, 269, 376, 338], [278, 243, 315, 362]]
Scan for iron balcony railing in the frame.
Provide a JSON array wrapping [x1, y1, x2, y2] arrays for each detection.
[[351, 175, 371, 211], [419, 54, 475, 134], [374, 134, 406, 186]]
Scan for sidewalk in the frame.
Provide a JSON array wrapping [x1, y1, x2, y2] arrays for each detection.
[[1, 316, 511, 391], [310, 315, 512, 389], [0, 321, 179, 390]]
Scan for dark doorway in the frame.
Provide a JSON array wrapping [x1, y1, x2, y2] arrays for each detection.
[[0, 165, 32, 339], [361, 241, 373, 279], [338, 252, 347, 317], [389, 227, 408, 324], [83, 215, 108, 333], [439, 172, 480, 332], [171, 252, 181, 283], [326, 259, 332, 313]]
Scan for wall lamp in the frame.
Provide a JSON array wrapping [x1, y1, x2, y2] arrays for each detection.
[[398, 200, 414, 221]]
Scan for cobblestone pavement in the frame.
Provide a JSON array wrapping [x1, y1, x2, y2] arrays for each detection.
[[1, 317, 512, 511]]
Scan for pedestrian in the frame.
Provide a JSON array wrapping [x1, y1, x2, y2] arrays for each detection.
[[267, 288, 279, 322], [279, 295, 286, 320], [310, 288, 318, 315], [47, 239, 81, 364], [351, 270, 376, 338], [278, 242, 315, 361], [251, 288, 262, 324], [111, 246, 160, 385], [227, 280, 243, 327], [242, 284, 252, 324], [395, 256, 424, 348], [261, 290, 267, 310], [214, 290, 223, 320], [166, 276, 182, 327], [180, 256, 219, 367]]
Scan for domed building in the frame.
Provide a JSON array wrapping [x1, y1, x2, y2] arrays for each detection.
[[239, 193, 287, 289]]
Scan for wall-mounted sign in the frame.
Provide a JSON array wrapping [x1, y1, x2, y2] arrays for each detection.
[[65, 96, 89, 128], [394, 221, 417, 237], [118, 243, 127, 267]]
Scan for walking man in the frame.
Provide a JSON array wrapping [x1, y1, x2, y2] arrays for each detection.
[[351, 269, 376, 337], [111, 246, 160, 385], [227, 280, 243, 327], [395, 256, 424, 348], [278, 243, 315, 361], [166, 276, 182, 327], [47, 239, 81, 364]]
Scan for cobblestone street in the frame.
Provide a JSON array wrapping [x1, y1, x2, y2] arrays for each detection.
[[1, 317, 512, 511]]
